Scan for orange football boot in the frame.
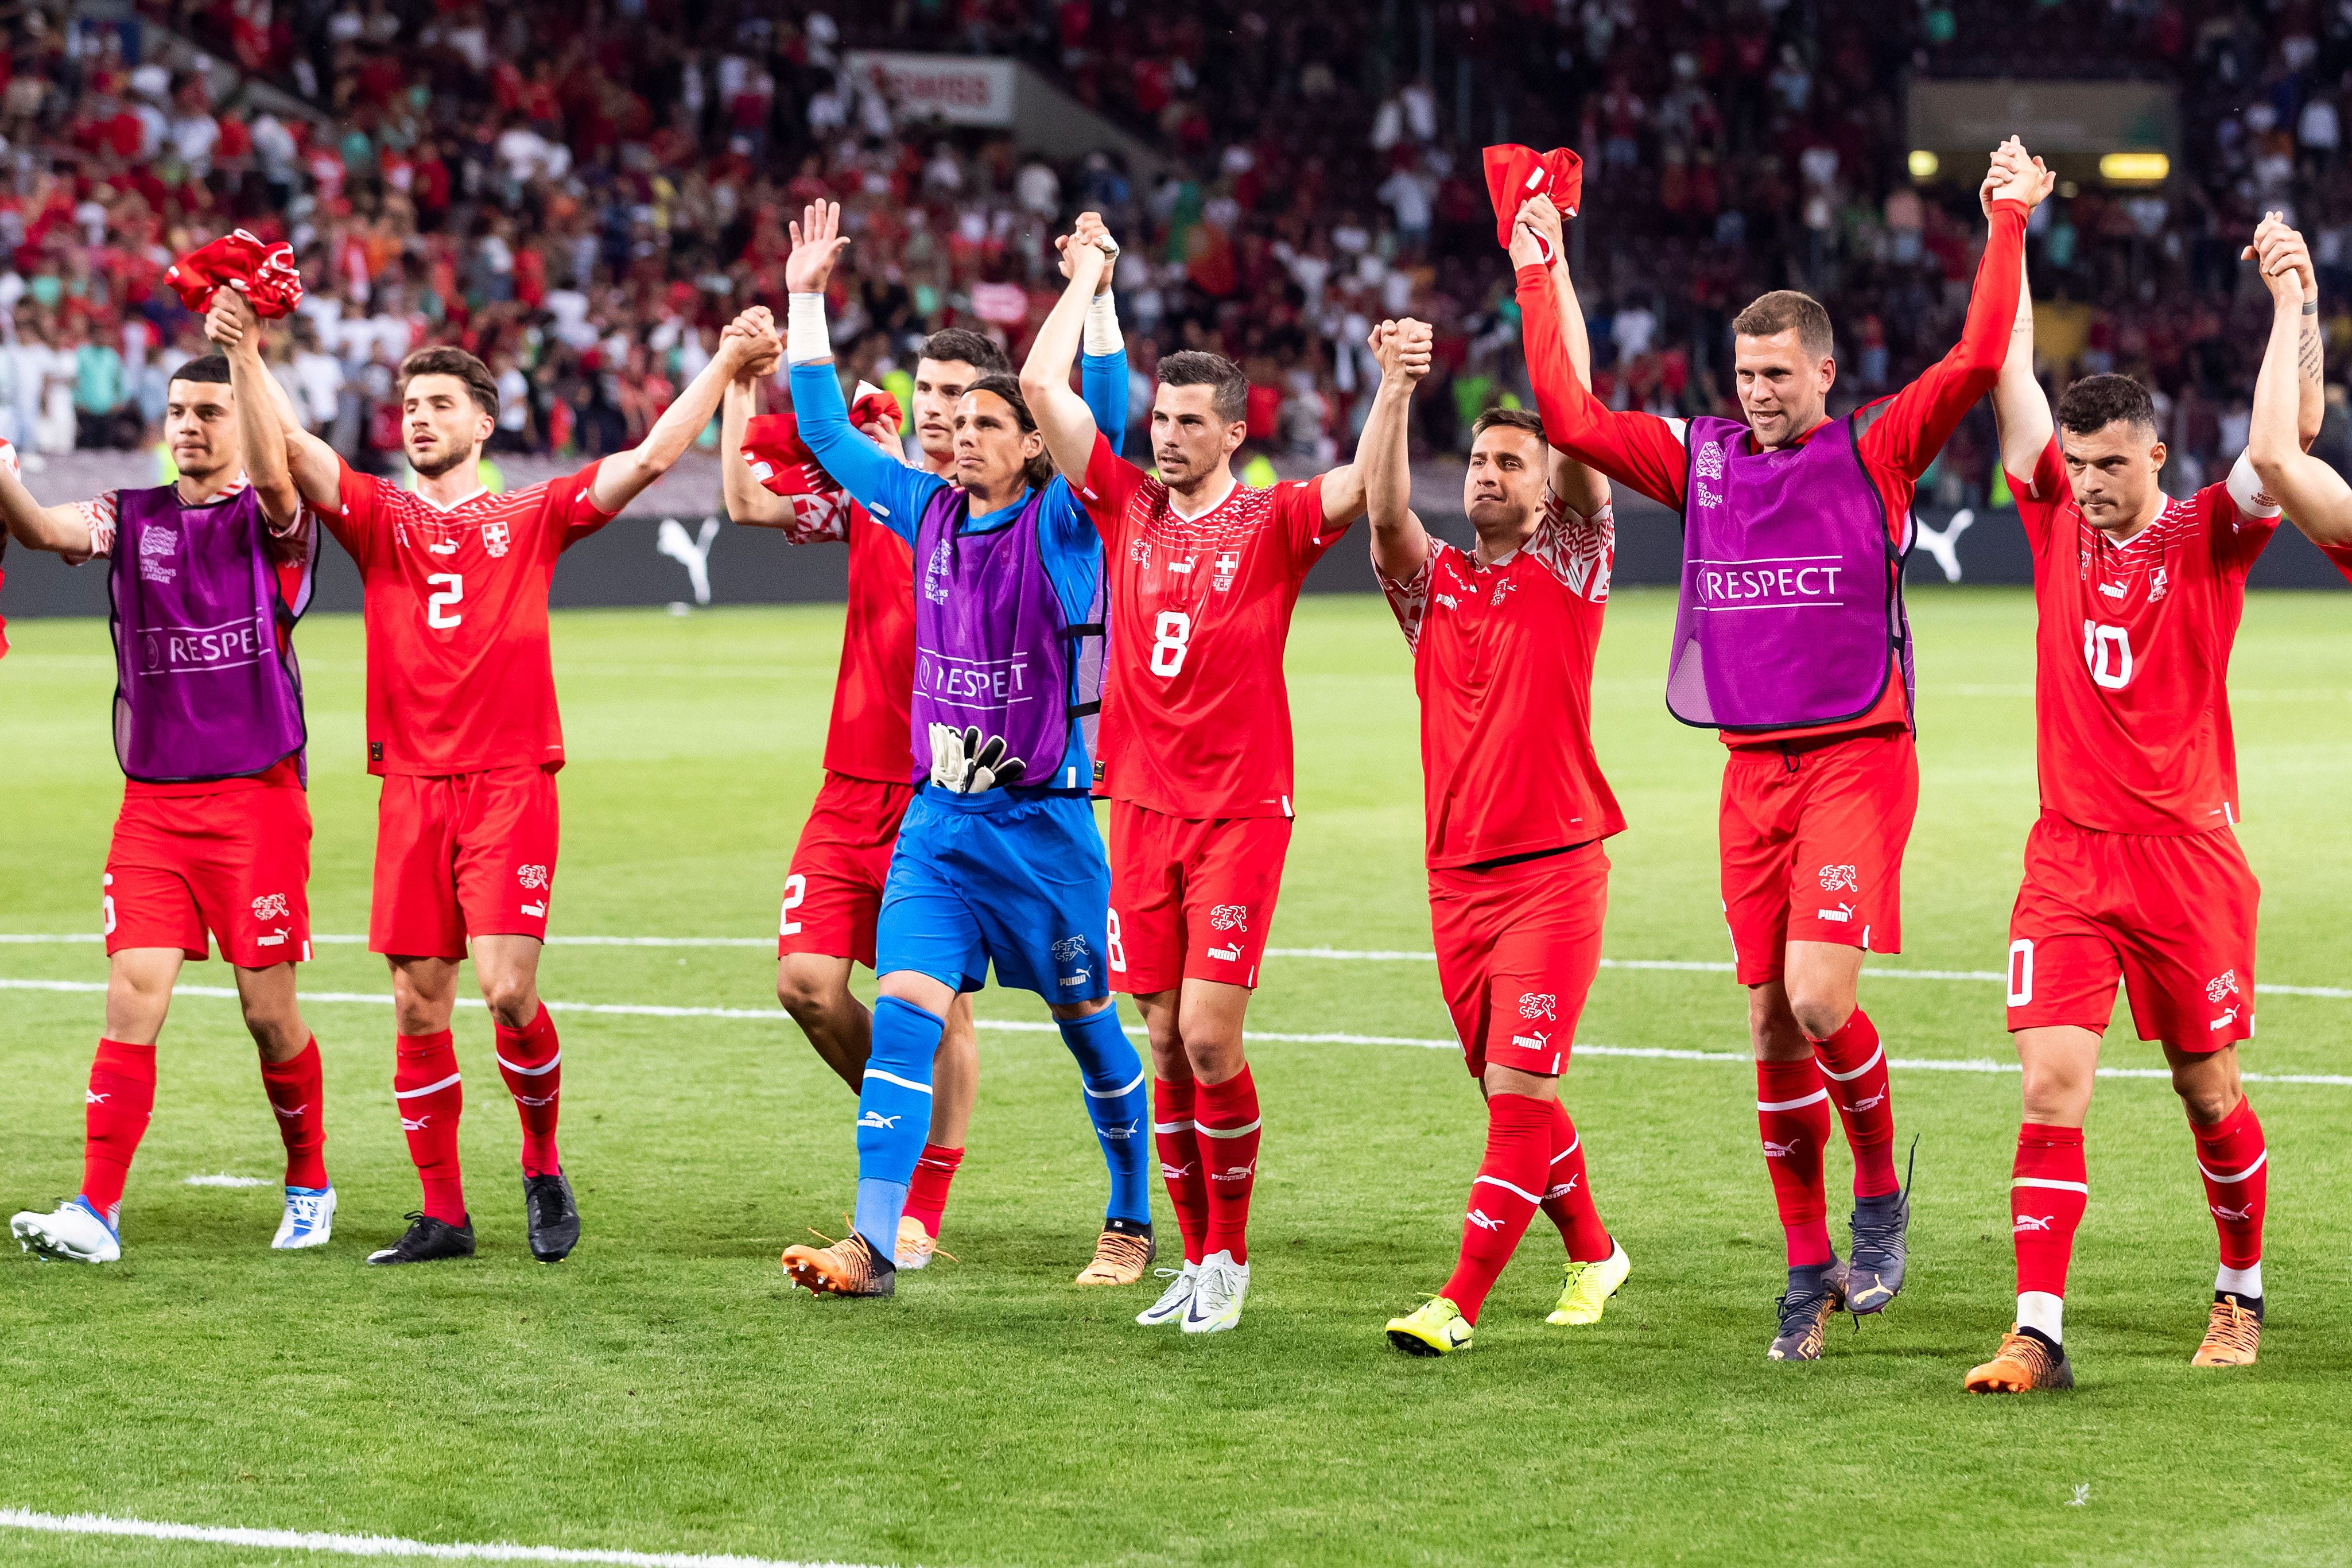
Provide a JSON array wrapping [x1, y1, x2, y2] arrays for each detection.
[[1965, 1326, 2075, 1392]]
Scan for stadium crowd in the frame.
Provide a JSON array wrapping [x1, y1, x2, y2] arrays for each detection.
[[3, 1, 2351, 501]]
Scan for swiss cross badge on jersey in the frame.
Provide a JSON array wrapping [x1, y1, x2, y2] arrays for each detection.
[[482, 519, 511, 558], [1213, 549, 1240, 591]]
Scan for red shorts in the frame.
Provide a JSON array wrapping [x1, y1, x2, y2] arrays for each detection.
[[2006, 814, 2259, 1051], [780, 772, 918, 969], [1430, 843, 1609, 1079], [371, 765, 561, 959], [1718, 728, 1918, 985], [104, 786, 313, 967], [1107, 801, 1292, 993]]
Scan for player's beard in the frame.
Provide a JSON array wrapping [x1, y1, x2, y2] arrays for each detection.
[[410, 438, 481, 480]]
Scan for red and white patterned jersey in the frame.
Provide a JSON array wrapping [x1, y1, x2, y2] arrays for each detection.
[[1077, 433, 1348, 818], [771, 490, 919, 784], [1377, 492, 1626, 869], [322, 458, 616, 775], [2011, 436, 2278, 836]]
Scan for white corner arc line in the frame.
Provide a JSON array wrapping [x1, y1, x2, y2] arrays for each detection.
[[0, 1507, 883, 1567], [2, 979, 2349, 1088]]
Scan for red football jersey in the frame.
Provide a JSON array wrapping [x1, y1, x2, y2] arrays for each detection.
[[323, 459, 615, 775], [2011, 437, 2278, 835], [2325, 541, 2352, 584], [773, 491, 919, 783], [1377, 493, 1626, 868], [1077, 434, 1346, 818]]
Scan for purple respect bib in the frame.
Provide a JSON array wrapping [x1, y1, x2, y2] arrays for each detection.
[[108, 483, 312, 782], [1666, 413, 1912, 731], [907, 486, 1101, 790]]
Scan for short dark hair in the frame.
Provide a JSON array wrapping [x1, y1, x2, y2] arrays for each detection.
[[920, 328, 1010, 375], [1470, 406, 1547, 445], [2056, 373, 2158, 438], [168, 353, 232, 386], [1732, 290, 1835, 359], [399, 345, 499, 417], [962, 372, 1055, 489], [1156, 350, 1249, 424]]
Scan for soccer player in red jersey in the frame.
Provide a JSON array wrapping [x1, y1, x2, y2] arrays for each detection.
[[1368, 252, 1632, 1358], [722, 307, 1129, 1270], [1519, 151, 2042, 1358], [3, 293, 336, 1260], [256, 308, 770, 1266], [1962, 183, 2317, 1392], [1023, 215, 1375, 1333]]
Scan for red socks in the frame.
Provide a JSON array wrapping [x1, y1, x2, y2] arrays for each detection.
[[2012, 1123, 2087, 1299], [903, 1143, 965, 1237], [1154, 1077, 1210, 1266], [1756, 1058, 1833, 1267], [81, 1038, 157, 1225], [1197, 1066, 1260, 1264], [1810, 1008, 1897, 1198], [394, 1030, 467, 1224], [2192, 1096, 2267, 1271], [494, 1004, 562, 1178], [1441, 1092, 1553, 1323], [1540, 1099, 1613, 1262], [259, 1038, 328, 1190]]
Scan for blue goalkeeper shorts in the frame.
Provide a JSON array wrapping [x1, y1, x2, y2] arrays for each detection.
[[875, 785, 1111, 1003]]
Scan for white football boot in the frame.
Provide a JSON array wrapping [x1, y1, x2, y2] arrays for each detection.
[[273, 1185, 337, 1250], [1181, 1251, 1250, 1334], [11, 1197, 121, 1263], [1136, 1263, 1198, 1326]]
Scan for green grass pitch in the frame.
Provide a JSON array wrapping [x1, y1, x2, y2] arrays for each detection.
[[2, 587, 2350, 1567]]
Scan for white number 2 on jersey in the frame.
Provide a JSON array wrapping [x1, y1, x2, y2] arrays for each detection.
[[426, 573, 464, 630], [2081, 620, 2132, 690], [1149, 610, 1192, 677]]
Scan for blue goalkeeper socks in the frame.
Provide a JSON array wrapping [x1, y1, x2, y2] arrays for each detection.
[[852, 995, 944, 1251], [1058, 1005, 1152, 1225]]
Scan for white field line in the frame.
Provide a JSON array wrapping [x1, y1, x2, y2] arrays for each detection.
[[183, 1173, 267, 1188], [1, 932, 2346, 1000], [3, 977, 2347, 1089], [0, 1507, 876, 1566]]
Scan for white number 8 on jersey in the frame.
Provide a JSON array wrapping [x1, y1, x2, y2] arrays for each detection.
[[1150, 610, 1192, 677]]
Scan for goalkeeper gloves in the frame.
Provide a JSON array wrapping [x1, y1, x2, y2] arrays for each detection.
[[928, 724, 1028, 794]]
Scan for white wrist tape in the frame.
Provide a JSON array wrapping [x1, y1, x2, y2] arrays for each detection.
[[1084, 290, 1123, 356], [786, 293, 830, 364]]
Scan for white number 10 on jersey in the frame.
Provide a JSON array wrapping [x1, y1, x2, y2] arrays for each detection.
[[2081, 620, 2132, 690], [1150, 610, 1192, 676]]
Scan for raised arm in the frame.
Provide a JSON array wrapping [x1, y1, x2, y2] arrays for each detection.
[[1864, 139, 2041, 478], [2247, 214, 2325, 451], [1511, 196, 1691, 507], [715, 310, 809, 535], [2248, 253, 2352, 544], [1988, 152, 2054, 482], [591, 308, 763, 515], [206, 290, 302, 534], [200, 285, 341, 511], [720, 348, 800, 531], [1365, 319, 1433, 582], [1020, 217, 1113, 483], [778, 203, 940, 538], [1517, 197, 1609, 517]]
